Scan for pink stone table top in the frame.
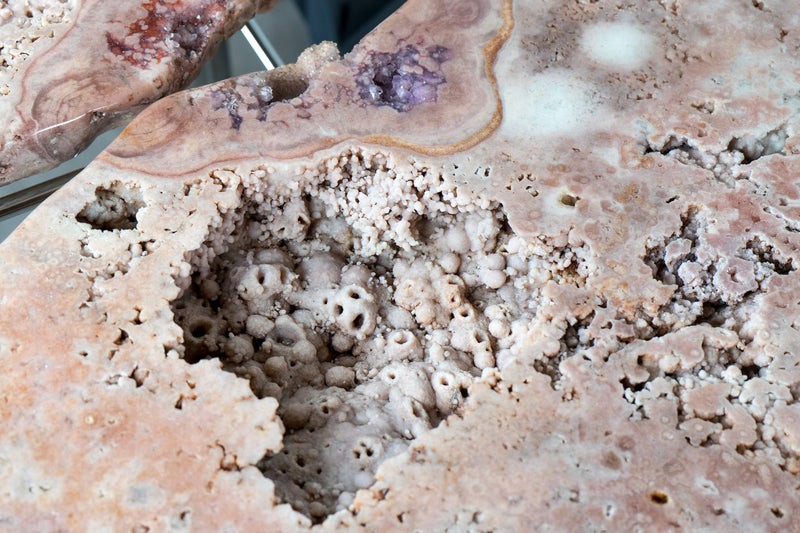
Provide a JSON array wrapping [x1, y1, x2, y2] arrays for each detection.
[[1, 0, 800, 530]]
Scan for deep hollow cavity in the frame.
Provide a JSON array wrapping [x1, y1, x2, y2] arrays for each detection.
[[642, 125, 790, 185], [76, 182, 145, 231], [168, 146, 800, 525], [168, 151, 585, 522]]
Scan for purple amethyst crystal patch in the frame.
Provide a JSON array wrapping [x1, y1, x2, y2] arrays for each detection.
[[357, 45, 450, 112]]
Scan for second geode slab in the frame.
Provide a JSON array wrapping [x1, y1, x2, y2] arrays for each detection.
[[1, 0, 800, 530], [0, 0, 278, 185]]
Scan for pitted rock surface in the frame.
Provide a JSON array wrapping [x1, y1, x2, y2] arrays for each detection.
[[2, 0, 800, 530]]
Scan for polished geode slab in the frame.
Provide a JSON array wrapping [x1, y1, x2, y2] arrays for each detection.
[[2, 0, 800, 530], [0, 0, 278, 185]]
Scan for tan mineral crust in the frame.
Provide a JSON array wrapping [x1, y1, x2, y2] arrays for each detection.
[[0, 0, 278, 184], [3, 0, 800, 530]]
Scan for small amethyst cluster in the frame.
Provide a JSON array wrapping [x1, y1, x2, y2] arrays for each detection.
[[210, 83, 244, 130], [210, 78, 275, 130], [246, 80, 274, 122], [357, 45, 451, 112]]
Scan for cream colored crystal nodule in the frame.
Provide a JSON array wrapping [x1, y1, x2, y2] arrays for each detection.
[[2, 0, 800, 530]]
